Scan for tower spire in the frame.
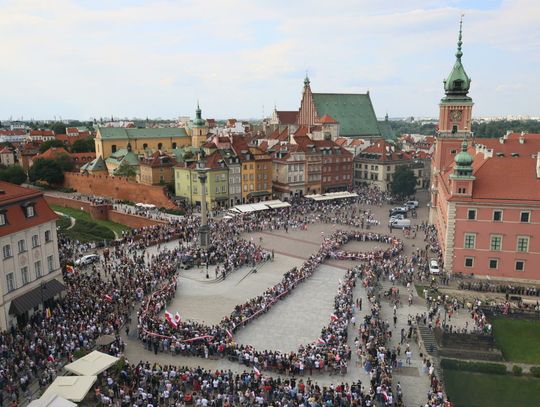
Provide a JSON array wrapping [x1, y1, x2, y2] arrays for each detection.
[[304, 71, 310, 87], [456, 14, 464, 59]]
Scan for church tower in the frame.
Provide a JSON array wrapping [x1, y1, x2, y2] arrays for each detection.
[[191, 102, 208, 148], [449, 137, 475, 197]]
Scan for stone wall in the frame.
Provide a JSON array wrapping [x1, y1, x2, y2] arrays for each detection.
[[62, 172, 176, 209], [44, 195, 167, 229]]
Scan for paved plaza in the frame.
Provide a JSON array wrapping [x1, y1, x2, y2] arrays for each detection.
[[116, 192, 443, 406]]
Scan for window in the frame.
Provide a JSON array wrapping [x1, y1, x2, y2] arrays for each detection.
[[111, 144, 117, 153], [3, 244, 11, 259], [47, 255, 54, 273], [172, 142, 177, 149], [21, 266, 29, 285], [489, 259, 498, 269], [0, 213, 6, 226], [520, 212, 530, 223], [490, 235, 502, 251], [464, 233, 476, 249], [35, 260, 42, 278], [493, 210, 502, 222], [464, 257, 474, 268], [45, 230, 51, 242], [26, 206, 35, 218], [517, 236, 529, 253], [515, 260, 525, 272], [6, 273, 15, 292], [143, 143, 148, 150], [157, 143, 163, 150], [18, 239, 26, 253], [467, 209, 476, 220], [31, 234, 39, 248]]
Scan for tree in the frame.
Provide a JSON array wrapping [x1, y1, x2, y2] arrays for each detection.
[[53, 153, 74, 172], [0, 165, 26, 185], [71, 137, 95, 153], [39, 139, 65, 153], [50, 122, 66, 135], [114, 161, 137, 178], [390, 165, 417, 198], [28, 158, 64, 185]]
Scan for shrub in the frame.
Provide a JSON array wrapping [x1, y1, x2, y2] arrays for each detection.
[[530, 366, 540, 378], [512, 365, 523, 376], [440, 359, 507, 375]]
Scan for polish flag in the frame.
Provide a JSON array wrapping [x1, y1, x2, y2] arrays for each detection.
[[226, 329, 233, 338], [253, 366, 261, 377], [103, 294, 113, 302], [330, 313, 339, 321], [174, 312, 182, 323], [164, 311, 177, 328], [66, 265, 75, 273], [316, 337, 326, 345]]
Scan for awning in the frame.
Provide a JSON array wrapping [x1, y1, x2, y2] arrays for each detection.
[[42, 376, 97, 403], [9, 279, 65, 315], [248, 191, 271, 197], [28, 394, 78, 407], [64, 350, 119, 376]]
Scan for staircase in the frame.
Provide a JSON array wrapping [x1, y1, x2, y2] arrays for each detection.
[[418, 324, 445, 382]]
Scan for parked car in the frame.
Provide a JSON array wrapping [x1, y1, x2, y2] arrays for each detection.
[[404, 200, 419, 209], [388, 219, 411, 229], [389, 213, 407, 221], [429, 259, 440, 274], [389, 206, 408, 216], [75, 254, 100, 266]]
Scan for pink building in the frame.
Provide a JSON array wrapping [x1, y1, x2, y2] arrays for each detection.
[[430, 21, 540, 281]]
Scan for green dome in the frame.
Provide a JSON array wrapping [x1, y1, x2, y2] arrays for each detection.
[[444, 18, 471, 96], [193, 103, 206, 127], [455, 139, 473, 166]]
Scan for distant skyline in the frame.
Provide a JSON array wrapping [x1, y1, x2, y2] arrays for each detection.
[[1, 0, 539, 121]]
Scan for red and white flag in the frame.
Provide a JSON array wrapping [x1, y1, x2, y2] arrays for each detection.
[[316, 337, 326, 345], [164, 311, 177, 328], [103, 294, 113, 302], [66, 265, 75, 273], [253, 366, 261, 377], [174, 312, 182, 323], [330, 313, 339, 321], [226, 329, 233, 339]]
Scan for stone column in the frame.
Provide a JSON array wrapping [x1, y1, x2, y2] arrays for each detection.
[[197, 163, 209, 251]]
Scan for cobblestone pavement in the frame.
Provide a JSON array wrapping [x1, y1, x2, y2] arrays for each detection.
[[120, 192, 438, 406]]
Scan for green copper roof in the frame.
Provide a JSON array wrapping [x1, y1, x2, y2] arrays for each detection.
[[444, 18, 471, 97], [97, 127, 188, 140], [105, 149, 140, 166], [377, 120, 396, 141], [192, 103, 206, 127], [312, 93, 381, 138], [82, 156, 107, 172]]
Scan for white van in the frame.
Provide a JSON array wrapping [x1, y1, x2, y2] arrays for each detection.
[[389, 219, 411, 229]]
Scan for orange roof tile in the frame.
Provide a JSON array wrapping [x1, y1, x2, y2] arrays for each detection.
[[319, 114, 338, 124]]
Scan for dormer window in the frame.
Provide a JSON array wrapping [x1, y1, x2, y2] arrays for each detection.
[[0, 212, 6, 226], [22, 203, 36, 218]]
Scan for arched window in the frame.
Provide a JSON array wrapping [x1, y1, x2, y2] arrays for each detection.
[[157, 142, 163, 150], [453, 80, 463, 90], [143, 143, 148, 150], [172, 142, 177, 149]]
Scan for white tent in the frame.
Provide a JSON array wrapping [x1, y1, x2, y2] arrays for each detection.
[[28, 394, 78, 407], [266, 201, 291, 209], [41, 376, 97, 403], [64, 350, 119, 376]]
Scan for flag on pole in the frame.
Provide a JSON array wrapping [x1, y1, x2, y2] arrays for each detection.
[[330, 313, 339, 321], [253, 366, 261, 377], [103, 294, 113, 302], [66, 265, 75, 273], [174, 312, 182, 324]]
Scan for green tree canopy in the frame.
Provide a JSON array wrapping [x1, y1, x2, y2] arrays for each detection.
[[390, 165, 417, 198], [114, 161, 137, 178], [39, 139, 65, 153], [0, 165, 26, 185], [53, 153, 74, 172], [71, 137, 95, 153], [50, 122, 66, 135], [28, 158, 64, 185]]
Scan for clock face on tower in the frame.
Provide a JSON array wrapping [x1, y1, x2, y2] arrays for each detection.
[[450, 109, 463, 122]]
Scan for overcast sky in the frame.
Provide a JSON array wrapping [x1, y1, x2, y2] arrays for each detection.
[[1, 0, 539, 121]]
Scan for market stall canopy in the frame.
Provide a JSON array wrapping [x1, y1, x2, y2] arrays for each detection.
[[64, 350, 119, 376], [306, 192, 358, 201], [41, 376, 97, 403], [28, 394, 78, 407]]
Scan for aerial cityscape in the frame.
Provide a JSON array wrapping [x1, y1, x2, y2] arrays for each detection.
[[0, 1, 539, 406]]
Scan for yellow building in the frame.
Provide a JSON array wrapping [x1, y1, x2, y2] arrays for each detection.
[[174, 151, 229, 209], [139, 152, 177, 185], [95, 127, 191, 158], [231, 136, 273, 203]]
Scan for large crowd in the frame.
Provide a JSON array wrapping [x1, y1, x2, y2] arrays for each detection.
[[0, 186, 458, 406]]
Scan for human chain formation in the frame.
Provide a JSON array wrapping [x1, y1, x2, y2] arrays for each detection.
[[0, 187, 452, 406]]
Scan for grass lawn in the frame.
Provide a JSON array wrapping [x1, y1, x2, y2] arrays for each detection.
[[491, 317, 540, 364], [444, 370, 540, 407], [51, 205, 130, 236]]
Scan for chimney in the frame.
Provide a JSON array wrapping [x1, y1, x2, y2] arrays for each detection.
[[499, 137, 505, 144], [537, 153, 540, 179], [519, 133, 525, 144]]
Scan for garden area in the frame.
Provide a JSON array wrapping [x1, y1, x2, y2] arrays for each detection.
[[53, 205, 130, 243], [491, 317, 540, 364], [444, 369, 540, 407]]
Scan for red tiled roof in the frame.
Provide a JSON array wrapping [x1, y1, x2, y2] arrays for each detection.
[[474, 133, 540, 156], [294, 126, 309, 137], [334, 137, 348, 146], [360, 140, 410, 161], [0, 147, 12, 154], [0, 181, 58, 237], [35, 147, 70, 160], [319, 114, 337, 124], [0, 130, 27, 136], [275, 111, 298, 125], [141, 152, 176, 168], [259, 141, 268, 151]]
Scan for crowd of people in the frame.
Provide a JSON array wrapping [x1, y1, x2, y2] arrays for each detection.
[[0, 186, 457, 406]]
